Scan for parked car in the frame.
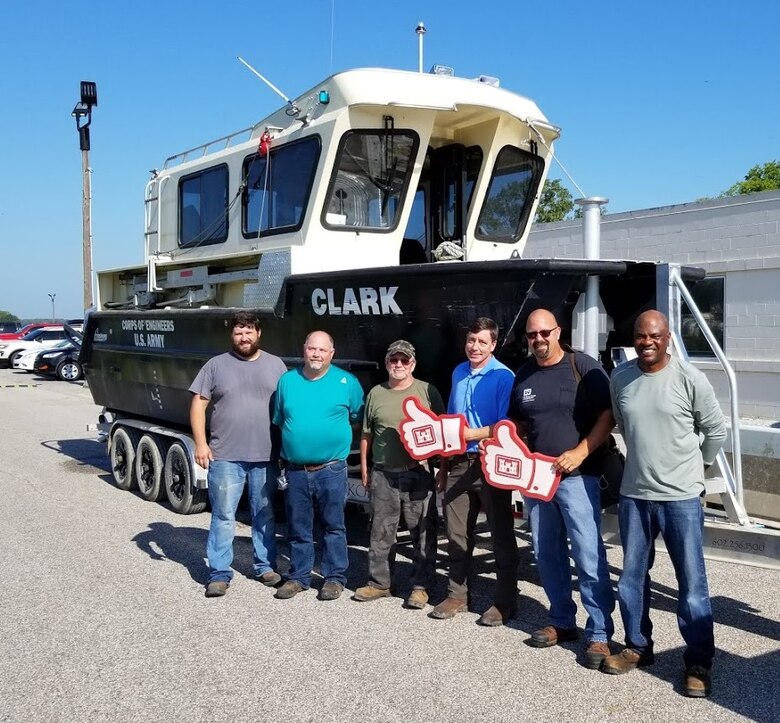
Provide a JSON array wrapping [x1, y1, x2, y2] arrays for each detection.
[[34, 340, 83, 381], [12, 345, 55, 372], [0, 326, 78, 368], [0, 320, 83, 342], [0, 321, 22, 335], [0, 322, 60, 341]]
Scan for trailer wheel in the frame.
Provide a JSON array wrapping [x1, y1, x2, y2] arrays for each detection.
[[164, 442, 208, 515], [109, 426, 140, 491], [135, 434, 167, 502]]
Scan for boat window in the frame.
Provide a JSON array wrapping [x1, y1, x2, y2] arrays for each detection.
[[242, 136, 321, 238], [682, 276, 725, 357], [178, 164, 229, 248], [475, 146, 544, 243], [323, 129, 419, 231], [443, 146, 483, 238]]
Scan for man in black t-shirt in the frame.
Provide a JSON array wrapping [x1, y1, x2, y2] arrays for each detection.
[[508, 309, 615, 670]]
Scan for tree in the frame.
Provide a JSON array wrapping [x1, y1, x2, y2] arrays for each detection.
[[724, 160, 780, 196], [0, 310, 20, 321], [535, 179, 574, 223]]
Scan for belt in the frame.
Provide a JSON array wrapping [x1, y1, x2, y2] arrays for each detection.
[[450, 452, 480, 464], [374, 462, 422, 473], [285, 460, 340, 472]]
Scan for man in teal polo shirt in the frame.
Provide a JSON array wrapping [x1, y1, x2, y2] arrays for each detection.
[[273, 330, 364, 601]]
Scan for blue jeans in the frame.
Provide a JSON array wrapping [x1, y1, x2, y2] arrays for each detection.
[[206, 460, 276, 584], [617, 496, 714, 668], [525, 474, 614, 642], [284, 460, 349, 588]]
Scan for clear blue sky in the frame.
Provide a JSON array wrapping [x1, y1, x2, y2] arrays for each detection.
[[1, 1, 777, 319]]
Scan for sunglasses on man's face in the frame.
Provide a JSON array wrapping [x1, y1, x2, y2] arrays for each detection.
[[525, 327, 558, 340], [387, 356, 412, 366]]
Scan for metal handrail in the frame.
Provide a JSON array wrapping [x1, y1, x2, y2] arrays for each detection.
[[669, 266, 745, 513], [162, 126, 257, 169]]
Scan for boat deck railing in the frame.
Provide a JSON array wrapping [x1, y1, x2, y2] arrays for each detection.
[[162, 125, 259, 169]]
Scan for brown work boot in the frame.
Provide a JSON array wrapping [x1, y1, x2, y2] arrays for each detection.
[[584, 641, 611, 670], [477, 605, 517, 627], [527, 625, 578, 648], [318, 581, 344, 601], [683, 665, 712, 698], [274, 580, 306, 600], [205, 581, 229, 598], [430, 597, 467, 619], [353, 586, 392, 602], [601, 648, 655, 675], [404, 588, 429, 609], [257, 570, 282, 587]]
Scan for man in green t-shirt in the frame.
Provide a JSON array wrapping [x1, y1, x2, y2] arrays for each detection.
[[354, 340, 445, 609]]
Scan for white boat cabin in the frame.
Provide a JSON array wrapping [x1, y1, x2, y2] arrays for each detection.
[[96, 67, 559, 310]]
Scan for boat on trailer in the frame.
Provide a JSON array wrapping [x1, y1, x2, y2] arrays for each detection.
[[84, 62, 773, 565], [85, 66, 701, 420]]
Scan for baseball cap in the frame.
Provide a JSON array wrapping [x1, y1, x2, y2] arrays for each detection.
[[385, 339, 416, 360]]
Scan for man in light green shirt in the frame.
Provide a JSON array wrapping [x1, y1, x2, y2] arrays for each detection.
[[355, 340, 444, 610], [604, 310, 726, 699]]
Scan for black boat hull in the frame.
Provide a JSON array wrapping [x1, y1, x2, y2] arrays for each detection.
[[81, 259, 699, 430]]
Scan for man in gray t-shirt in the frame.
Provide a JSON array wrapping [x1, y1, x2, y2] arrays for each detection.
[[190, 311, 287, 598], [605, 310, 726, 698]]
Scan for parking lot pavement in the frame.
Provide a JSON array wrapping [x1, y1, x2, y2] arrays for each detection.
[[0, 366, 778, 723]]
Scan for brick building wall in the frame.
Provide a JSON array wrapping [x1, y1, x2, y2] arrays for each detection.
[[526, 189, 780, 421]]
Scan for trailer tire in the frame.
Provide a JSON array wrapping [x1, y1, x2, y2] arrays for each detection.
[[164, 442, 207, 515], [110, 426, 140, 491], [135, 434, 167, 502]]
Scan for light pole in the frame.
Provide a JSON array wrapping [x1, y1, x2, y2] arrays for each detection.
[[48, 293, 56, 322], [72, 81, 98, 311]]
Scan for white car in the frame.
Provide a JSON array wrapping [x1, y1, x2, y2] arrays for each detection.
[[0, 327, 76, 368], [12, 340, 74, 372]]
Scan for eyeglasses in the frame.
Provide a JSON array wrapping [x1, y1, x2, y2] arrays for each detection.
[[387, 356, 412, 366], [525, 327, 558, 340]]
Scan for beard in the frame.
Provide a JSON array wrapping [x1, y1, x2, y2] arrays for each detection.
[[232, 339, 261, 358]]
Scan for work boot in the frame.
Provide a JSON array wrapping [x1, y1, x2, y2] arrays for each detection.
[[257, 570, 282, 587], [527, 625, 578, 648], [319, 581, 344, 601], [430, 597, 467, 619], [205, 581, 229, 598], [275, 580, 305, 599], [683, 665, 712, 698], [601, 648, 655, 675], [354, 586, 392, 602], [477, 605, 517, 627], [404, 588, 429, 609], [584, 641, 611, 670]]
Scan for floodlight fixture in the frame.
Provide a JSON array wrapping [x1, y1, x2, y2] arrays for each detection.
[[80, 81, 98, 108]]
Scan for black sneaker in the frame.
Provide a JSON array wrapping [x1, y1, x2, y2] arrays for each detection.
[[319, 581, 344, 601]]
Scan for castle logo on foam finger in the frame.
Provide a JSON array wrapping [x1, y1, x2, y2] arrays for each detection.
[[480, 420, 562, 502], [399, 396, 467, 461]]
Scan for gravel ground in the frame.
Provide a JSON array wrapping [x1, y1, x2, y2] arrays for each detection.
[[0, 367, 778, 723]]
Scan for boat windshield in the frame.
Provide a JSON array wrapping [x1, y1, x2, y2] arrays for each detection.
[[323, 129, 418, 231], [475, 146, 544, 243]]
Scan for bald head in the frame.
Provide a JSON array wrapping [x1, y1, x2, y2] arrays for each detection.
[[634, 310, 669, 335], [633, 310, 671, 372], [527, 309, 558, 330], [525, 308, 563, 366]]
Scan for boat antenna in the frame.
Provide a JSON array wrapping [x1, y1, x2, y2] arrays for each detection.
[[416, 22, 426, 73], [237, 56, 300, 115]]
